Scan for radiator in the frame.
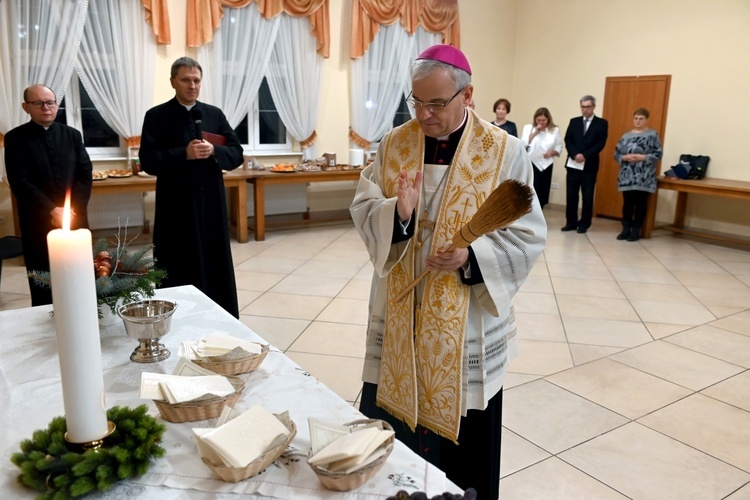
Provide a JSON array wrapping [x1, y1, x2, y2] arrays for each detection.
[[88, 193, 145, 231], [246, 184, 307, 217]]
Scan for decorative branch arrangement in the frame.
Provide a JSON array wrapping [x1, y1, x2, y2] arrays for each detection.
[[29, 224, 166, 316]]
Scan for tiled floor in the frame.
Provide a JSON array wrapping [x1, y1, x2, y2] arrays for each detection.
[[3, 209, 750, 499]]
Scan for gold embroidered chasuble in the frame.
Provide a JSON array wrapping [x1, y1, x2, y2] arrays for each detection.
[[376, 111, 508, 442]]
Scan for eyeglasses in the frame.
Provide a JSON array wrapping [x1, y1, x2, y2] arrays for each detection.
[[580, 104, 594, 109], [26, 100, 58, 109], [407, 88, 464, 114]]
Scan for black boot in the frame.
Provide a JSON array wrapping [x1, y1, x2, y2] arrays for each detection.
[[627, 224, 642, 242], [617, 221, 631, 240]]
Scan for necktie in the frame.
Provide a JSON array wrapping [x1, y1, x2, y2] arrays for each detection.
[[584, 118, 590, 134]]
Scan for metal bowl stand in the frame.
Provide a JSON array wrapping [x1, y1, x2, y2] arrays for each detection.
[[131, 338, 171, 363]]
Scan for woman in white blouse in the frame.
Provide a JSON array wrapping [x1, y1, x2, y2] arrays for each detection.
[[520, 107, 563, 208]]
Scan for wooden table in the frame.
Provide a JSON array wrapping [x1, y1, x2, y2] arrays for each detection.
[[9, 168, 364, 244], [244, 168, 362, 241], [10, 169, 253, 243], [644, 176, 750, 245]]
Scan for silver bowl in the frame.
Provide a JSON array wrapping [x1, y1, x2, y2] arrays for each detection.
[[117, 300, 177, 363]]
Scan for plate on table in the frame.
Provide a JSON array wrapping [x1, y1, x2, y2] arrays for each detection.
[[92, 171, 108, 181], [270, 164, 297, 173], [322, 164, 356, 171], [297, 163, 322, 172], [106, 169, 133, 178]]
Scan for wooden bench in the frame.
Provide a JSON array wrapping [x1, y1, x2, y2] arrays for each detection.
[[643, 176, 750, 245]]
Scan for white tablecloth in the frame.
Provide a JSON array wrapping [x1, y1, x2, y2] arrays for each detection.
[[0, 285, 457, 499]]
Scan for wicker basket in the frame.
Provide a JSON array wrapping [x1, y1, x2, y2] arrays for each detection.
[[154, 376, 245, 423], [308, 419, 395, 491], [193, 343, 269, 376], [201, 412, 297, 482]]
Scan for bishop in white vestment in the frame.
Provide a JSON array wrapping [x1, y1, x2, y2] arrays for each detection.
[[350, 45, 547, 500]]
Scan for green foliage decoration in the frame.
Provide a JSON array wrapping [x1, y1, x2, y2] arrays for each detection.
[[28, 226, 166, 316], [11, 405, 166, 499]]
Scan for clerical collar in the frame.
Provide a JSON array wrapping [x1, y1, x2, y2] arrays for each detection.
[[175, 97, 197, 111], [30, 120, 54, 131], [436, 109, 468, 140], [424, 111, 468, 165]]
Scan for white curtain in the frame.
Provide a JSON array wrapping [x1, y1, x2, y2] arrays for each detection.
[[75, 0, 156, 141], [197, 6, 280, 129], [350, 23, 416, 145], [0, 0, 88, 135], [266, 14, 323, 160]]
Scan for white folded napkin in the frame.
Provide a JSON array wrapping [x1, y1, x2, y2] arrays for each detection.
[[197, 332, 263, 356], [196, 405, 290, 468], [159, 375, 235, 404], [307, 418, 394, 473], [173, 357, 216, 376], [139, 372, 181, 400]]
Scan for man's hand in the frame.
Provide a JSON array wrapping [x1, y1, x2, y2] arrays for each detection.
[[396, 170, 422, 222], [574, 153, 585, 163], [426, 247, 469, 272], [50, 206, 75, 228], [186, 139, 215, 160]]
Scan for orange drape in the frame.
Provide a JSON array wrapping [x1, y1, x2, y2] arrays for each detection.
[[349, 128, 371, 150], [125, 136, 141, 148], [299, 130, 317, 149], [350, 0, 460, 59], [186, 0, 330, 57], [141, 0, 171, 45]]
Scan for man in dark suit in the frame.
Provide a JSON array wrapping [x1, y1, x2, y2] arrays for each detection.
[[562, 95, 608, 233], [5, 84, 93, 306]]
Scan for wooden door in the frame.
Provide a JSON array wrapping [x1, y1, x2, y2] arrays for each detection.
[[595, 75, 671, 219]]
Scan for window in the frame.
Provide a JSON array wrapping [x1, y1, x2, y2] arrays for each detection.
[[54, 73, 123, 158], [369, 94, 411, 155], [392, 94, 411, 128], [233, 77, 291, 152]]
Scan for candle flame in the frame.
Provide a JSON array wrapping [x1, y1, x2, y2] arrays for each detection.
[[63, 192, 71, 231]]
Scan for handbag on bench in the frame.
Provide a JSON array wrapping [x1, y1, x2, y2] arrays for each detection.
[[664, 154, 710, 180]]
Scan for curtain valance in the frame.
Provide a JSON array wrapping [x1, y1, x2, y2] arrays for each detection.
[[351, 0, 459, 59], [186, 0, 330, 57]]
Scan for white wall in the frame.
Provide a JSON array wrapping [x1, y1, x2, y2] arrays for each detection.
[[511, 0, 750, 235], [3, 0, 750, 238]]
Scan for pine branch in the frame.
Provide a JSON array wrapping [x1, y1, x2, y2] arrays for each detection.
[[12, 405, 166, 498], [29, 225, 167, 316]]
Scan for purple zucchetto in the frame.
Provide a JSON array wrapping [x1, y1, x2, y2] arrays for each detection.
[[416, 45, 472, 75]]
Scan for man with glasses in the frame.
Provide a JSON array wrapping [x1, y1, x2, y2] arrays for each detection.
[[562, 95, 609, 233], [4, 84, 93, 306], [350, 45, 547, 499]]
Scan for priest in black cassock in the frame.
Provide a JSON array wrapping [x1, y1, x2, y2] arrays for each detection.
[[5, 84, 93, 306], [139, 57, 244, 318]]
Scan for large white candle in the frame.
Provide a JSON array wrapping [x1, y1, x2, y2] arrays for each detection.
[[47, 198, 108, 443]]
